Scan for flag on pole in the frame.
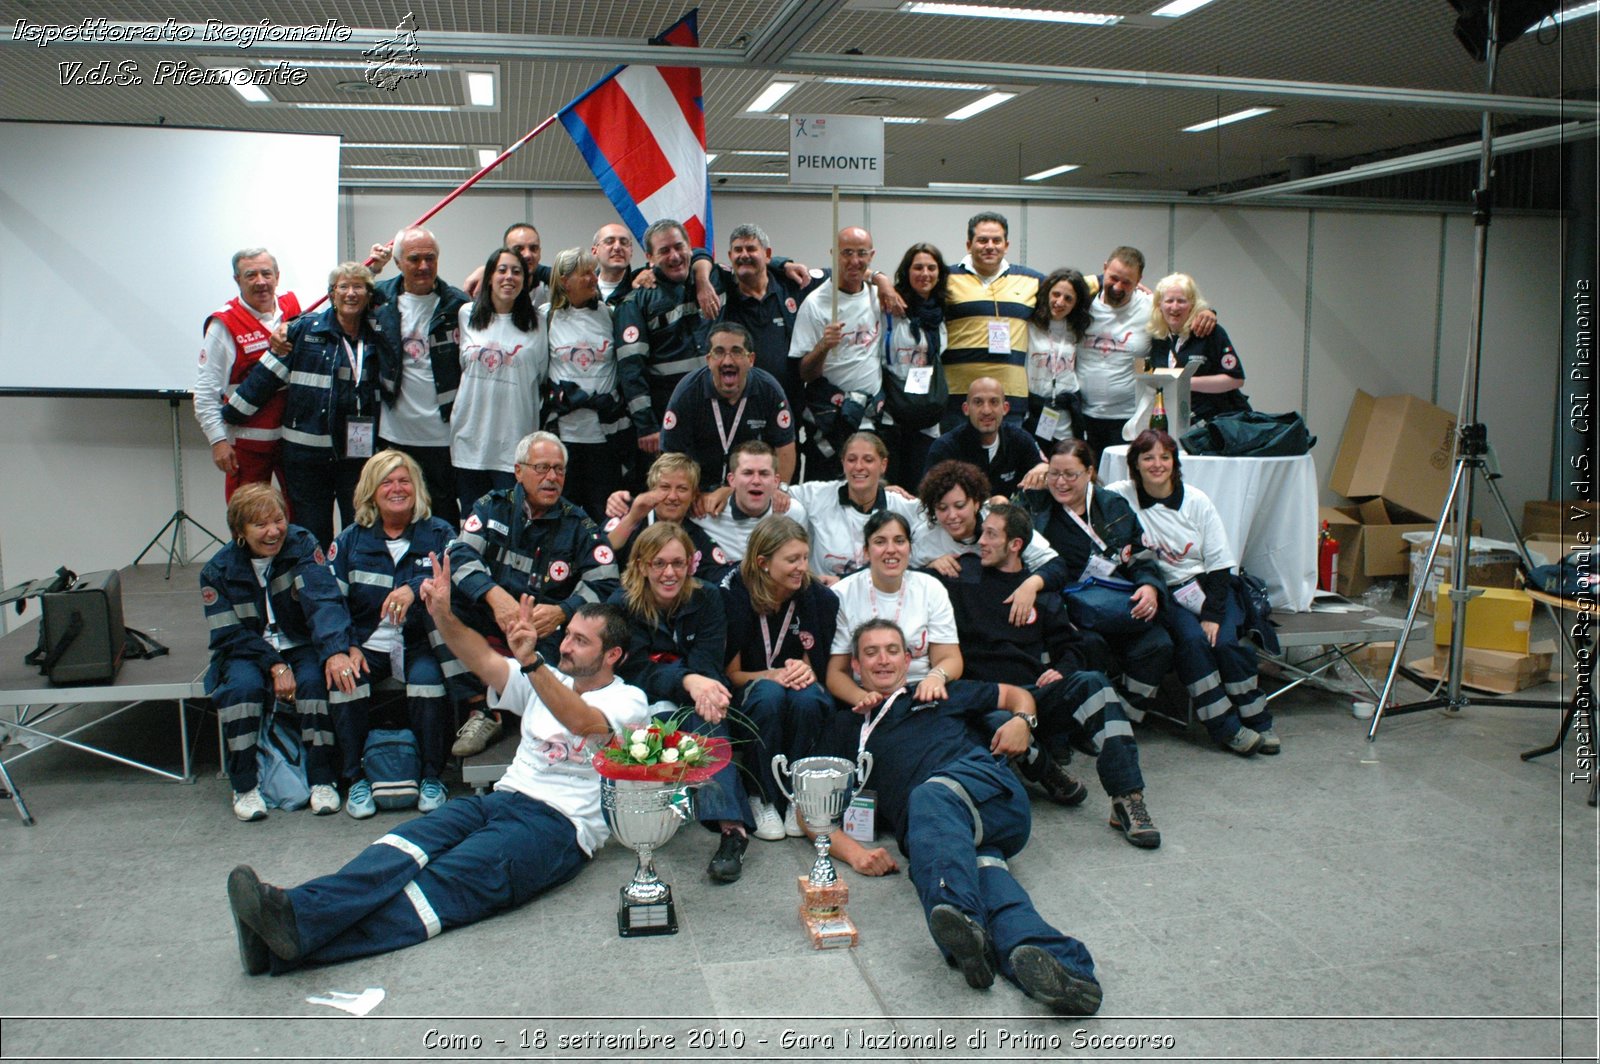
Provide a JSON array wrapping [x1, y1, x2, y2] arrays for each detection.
[[558, 10, 712, 249]]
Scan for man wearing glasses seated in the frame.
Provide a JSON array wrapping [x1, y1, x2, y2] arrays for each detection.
[[442, 431, 620, 756]]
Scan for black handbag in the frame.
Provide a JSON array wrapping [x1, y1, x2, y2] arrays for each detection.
[[1181, 411, 1316, 457], [1061, 575, 1151, 634], [880, 317, 948, 431]]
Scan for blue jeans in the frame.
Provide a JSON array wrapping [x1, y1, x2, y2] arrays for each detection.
[[738, 679, 833, 811], [902, 751, 1097, 989], [277, 790, 585, 972], [1161, 590, 1271, 743]]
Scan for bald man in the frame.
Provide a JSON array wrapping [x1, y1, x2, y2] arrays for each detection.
[[925, 377, 1048, 496]]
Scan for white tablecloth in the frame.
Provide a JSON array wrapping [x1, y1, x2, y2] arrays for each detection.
[[1099, 445, 1317, 612]]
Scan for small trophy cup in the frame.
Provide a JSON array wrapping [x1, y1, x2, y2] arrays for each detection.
[[600, 778, 692, 936], [772, 752, 874, 949]]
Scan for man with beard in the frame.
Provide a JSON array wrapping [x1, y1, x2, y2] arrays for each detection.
[[225, 567, 646, 975], [661, 322, 796, 491]]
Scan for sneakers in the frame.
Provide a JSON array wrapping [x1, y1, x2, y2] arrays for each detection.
[[1256, 728, 1282, 755], [783, 803, 805, 838], [227, 865, 302, 965], [1008, 944, 1103, 1015], [309, 783, 341, 815], [929, 904, 997, 989], [749, 798, 785, 841], [346, 779, 376, 819], [232, 787, 268, 822], [451, 710, 502, 758], [418, 777, 448, 813], [1018, 747, 1089, 807], [1109, 793, 1162, 849], [1223, 726, 1264, 757], [708, 830, 748, 883]]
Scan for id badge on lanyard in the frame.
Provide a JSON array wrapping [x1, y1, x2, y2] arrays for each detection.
[[341, 337, 374, 458]]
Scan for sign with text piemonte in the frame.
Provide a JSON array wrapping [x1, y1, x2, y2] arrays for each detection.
[[789, 115, 885, 187]]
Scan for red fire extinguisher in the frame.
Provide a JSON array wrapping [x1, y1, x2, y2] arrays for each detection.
[[1318, 520, 1339, 592]]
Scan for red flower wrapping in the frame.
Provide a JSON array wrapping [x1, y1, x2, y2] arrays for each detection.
[[593, 735, 730, 783]]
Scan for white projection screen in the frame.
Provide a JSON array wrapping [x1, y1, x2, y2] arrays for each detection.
[[0, 121, 338, 395]]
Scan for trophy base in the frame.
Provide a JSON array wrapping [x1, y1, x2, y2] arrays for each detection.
[[618, 890, 679, 937], [799, 906, 859, 949], [797, 875, 857, 949]]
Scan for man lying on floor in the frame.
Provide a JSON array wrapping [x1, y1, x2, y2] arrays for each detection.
[[807, 618, 1103, 1015], [225, 552, 646, 974]]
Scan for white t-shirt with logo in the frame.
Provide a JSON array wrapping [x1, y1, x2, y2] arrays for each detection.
[[546, 302, 626, 445], [1078, 289, 1153, 420], [695, 496, 809, 565], [452, 305, 549, 472], [487, 664, 649, 855], [789, 281, 883, 396], [787, 481, 922, 579], [829, 570, 956, 684], [384, 291, 452, 447]]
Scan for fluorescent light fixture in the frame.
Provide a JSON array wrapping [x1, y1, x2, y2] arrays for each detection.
[[295, 103, 455, 111], [746, 81, 798, 113], [211, 68, 271, 103], [945, 91, 1016, 121], [900, 2, 1121, 25], [712, 171, 787, 178], [1543, 0, 1600, 24], [478, 148, 500, 167], [884, 116, 928, 124], [1183, 106, 1276, 132], [343, 142, 465, 150], [260, 59, 446, 71], [347, 165, 475, 171], [1023, 163, 1080, 181], [820, 76, 991, 90], [1151, 0, 1216, 16], [466, 71, 495, 107]]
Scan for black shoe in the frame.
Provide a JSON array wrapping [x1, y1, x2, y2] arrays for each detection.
[[227, 864, 302, 963], [1008, 944, 1103, 1015], [707, 830, 748, 883], [929, 904, 996, 989], [1018, 747, 1089, 807], [230, 907, 271, 975]]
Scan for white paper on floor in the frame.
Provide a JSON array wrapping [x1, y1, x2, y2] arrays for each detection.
[[306, 988, 385, 1015]]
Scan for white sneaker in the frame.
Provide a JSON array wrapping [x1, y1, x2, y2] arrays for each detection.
[[750, 798, 785, 841], [232, 787, 268, 822], [309, 783, 341, 815], [451, 711, 503, 758], [783, 803, 805, 838]]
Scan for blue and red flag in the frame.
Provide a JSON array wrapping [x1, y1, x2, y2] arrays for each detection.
[[559, 10, 712, 249]]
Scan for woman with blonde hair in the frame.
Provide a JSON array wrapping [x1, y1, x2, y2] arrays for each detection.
[[1147, 273, 1250, 426], [327, 449, 458, 817], [546, 246, 631, 520], [723, 515, 840, 839], [199, 483, 358, 821], [608, 522, 754, 881]]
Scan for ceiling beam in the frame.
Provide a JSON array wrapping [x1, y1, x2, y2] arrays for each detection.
[[743, 0, 849, 65], [1212, 121, 1599, 202], [5, 23, 1590, 120]]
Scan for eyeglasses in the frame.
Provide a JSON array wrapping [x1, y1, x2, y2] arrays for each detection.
[[648, 559, 689, 573], [707, 349, 750, 361], [1045, 469, 1086, 483], [838, 248, 873, 260], [518, 462, 567, 477]]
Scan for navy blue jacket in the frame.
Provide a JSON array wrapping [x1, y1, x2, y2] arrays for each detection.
[[370, 275, 471, 422], [609, 584, 728, 705], [329, 517, 455, 645], [199, 525, 353, 672]]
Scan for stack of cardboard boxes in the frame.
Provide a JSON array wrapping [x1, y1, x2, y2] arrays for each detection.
[[1325, 390, 1573, 693]]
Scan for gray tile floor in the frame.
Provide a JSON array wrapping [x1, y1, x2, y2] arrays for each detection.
[[2, 659, 1595, 1063]]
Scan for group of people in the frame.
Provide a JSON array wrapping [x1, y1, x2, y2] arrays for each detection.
[[203, 210, 1270, 1016]]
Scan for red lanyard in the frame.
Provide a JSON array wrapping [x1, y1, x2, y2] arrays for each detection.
[[759, 599, 797, 670]]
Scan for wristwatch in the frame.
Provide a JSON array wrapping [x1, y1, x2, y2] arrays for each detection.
[[520, 652, 546, 675], [1018, 712, 1039, 731]]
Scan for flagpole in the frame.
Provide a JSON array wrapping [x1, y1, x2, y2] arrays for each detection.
[[299, 110, 565, 316], [829, 185, 840, 321]]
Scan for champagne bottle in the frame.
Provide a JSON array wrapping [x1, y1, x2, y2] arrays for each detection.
[[1150, 390, 1168, 433]]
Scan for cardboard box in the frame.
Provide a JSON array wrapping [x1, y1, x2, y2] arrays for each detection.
[[1406, 641, 1558, 694], [1327, 500, 1478, 598], [1330, 391, 1457, 520], [1523, 500, 1597, 539], [1404, 532, 1523, 615], [1133, 361, 1199, 437], [1433, 584, 1534, 654], [1524, 533, 1590, 567]]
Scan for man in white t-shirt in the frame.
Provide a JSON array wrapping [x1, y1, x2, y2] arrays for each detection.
[[226, 556, 646, 975], [1077, 247, 1154, 457], [372, 228, 472, 525], [790, 225, 885, 478]]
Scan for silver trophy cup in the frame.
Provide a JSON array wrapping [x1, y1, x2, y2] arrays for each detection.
[[600, 777, 692, 936], [772, 753, 874, 887]]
